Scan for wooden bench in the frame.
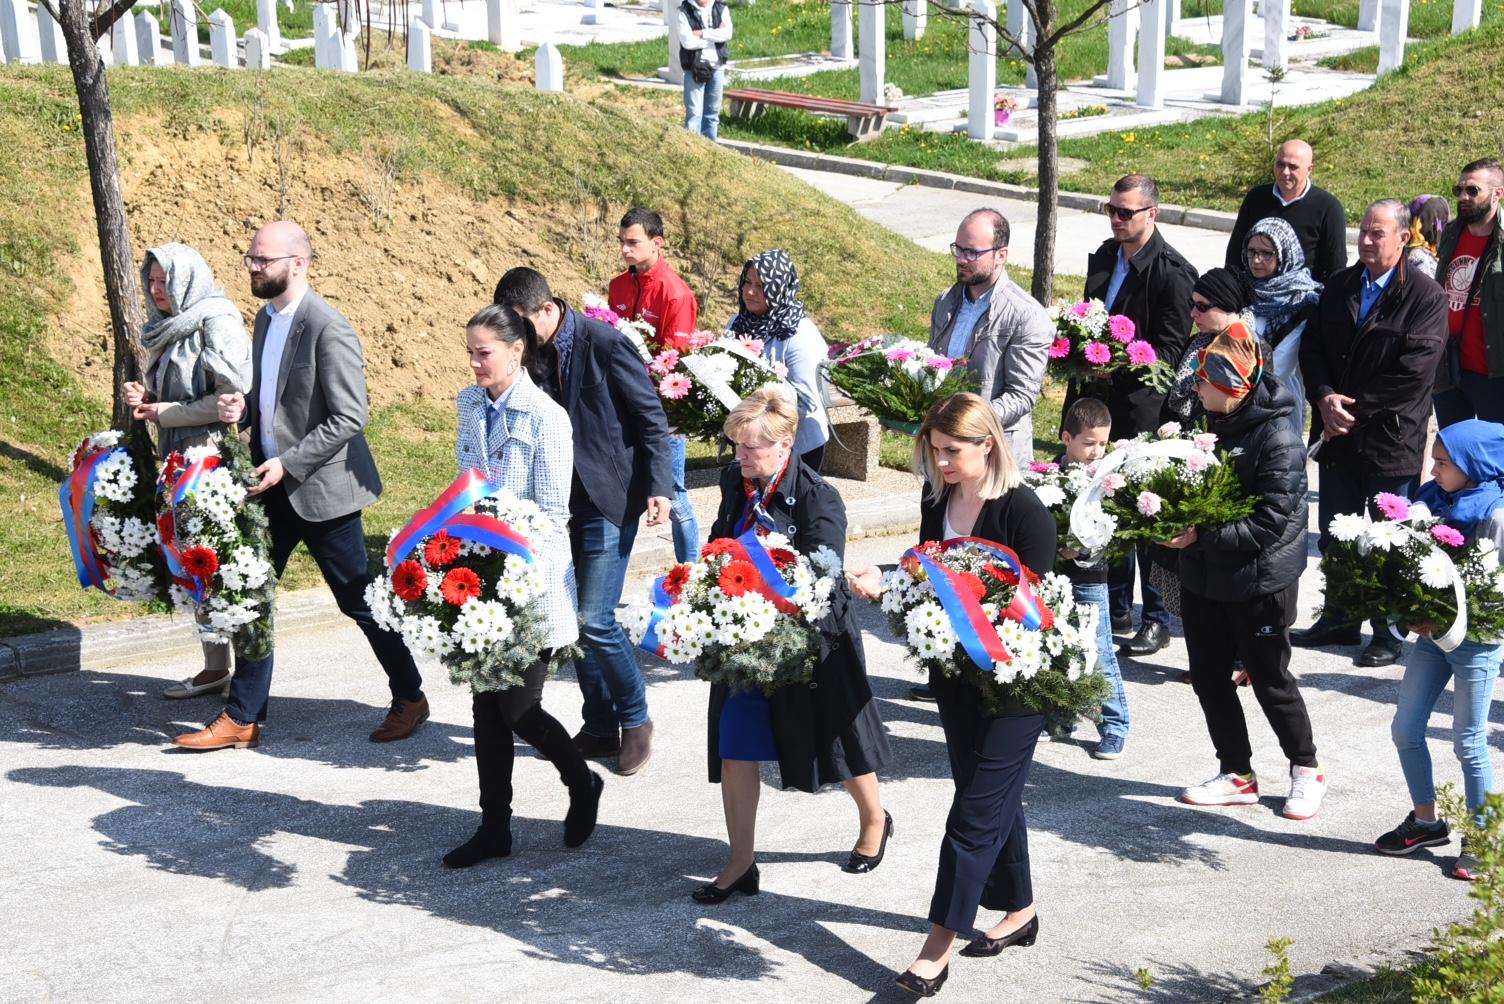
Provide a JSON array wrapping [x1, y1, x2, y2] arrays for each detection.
[[723, 88, 897, 140]]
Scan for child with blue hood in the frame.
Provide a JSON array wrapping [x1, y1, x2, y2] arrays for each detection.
[[1375, 419, 1504, 880]]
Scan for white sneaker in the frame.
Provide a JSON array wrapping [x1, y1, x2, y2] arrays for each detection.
[[1283, 764, 1328, 820], [1179, 771, 1259, 806]]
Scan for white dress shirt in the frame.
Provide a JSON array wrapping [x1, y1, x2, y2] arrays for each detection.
[[257, 289, 307, 461]]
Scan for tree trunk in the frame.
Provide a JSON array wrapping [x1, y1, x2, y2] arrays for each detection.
[[56, 0, 143, 432], [1030, 0, 1058, 306]]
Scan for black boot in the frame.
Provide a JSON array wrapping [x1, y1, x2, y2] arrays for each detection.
[[514, 706, 601, 848], [443, 826, 513, 868], [449, 691, 515, 868]]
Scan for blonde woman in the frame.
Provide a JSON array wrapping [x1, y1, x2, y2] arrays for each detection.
[[849, 393, 1056, 997], [693, 387, 891, 904]]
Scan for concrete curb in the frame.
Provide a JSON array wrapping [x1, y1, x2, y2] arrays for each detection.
[[0, 497, 921, 682]]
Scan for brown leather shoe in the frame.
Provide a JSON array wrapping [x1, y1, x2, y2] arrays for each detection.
[[173, 711, 260, 751], [618, 721, 654, 776], [370, 696, 430, 743]]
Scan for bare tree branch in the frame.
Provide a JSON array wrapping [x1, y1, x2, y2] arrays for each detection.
[[38, 0, 62, 22], [90, 0, 141, 38]]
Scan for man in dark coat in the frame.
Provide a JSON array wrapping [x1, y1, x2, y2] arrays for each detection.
[[1294, 199, 1448, 666], [1224, 140, 1348, 284], [1079, 174, 1199, 657]]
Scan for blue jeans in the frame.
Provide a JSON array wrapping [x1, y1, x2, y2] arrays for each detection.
[[1108, 544, 1169, 627], [683, 66, 724, 141], [1434, 370, 1504, 428], [670, 435, 699, 564], [1391, 636, 1502, 818], [1272, 331, 1307, 444], [569, 496, 650, 736], [1075, 582, 1130, 740], [225, 485, 422, 725]]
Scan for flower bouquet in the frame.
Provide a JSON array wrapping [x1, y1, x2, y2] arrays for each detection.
[[880, 537, 1107, 718], [367, 470, 561, 692], [581, 292, 665, 358], [1046, 299, 1174, 393], [1318, 493, 1504, 650], [653, 336, 786, 442], [1023, 459, 1113, 561], [993, 93, 1018, 126], [1067, 422, 1256, 561], [157, 434, 276, 659], [823, 336, 977, 433], [619, 530, 840, 694], [60, 426, 169, 603]]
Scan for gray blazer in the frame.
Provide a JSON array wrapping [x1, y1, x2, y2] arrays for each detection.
[[929, 268, 1053, 463], [246, 288, 382, 522]]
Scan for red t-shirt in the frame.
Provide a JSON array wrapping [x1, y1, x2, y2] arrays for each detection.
[[1444, 228, 1489, 375]]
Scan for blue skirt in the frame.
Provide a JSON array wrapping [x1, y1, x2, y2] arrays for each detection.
[[718, 689, 778, 762]]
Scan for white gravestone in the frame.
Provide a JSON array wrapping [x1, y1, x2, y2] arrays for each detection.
[[136, 9, 161, 65], [583, 0, 605, 25], [1106, 0, 1138, 91], [1005, 0, 1023, 55], [1220, 0, 1250, 105], [37, 0, 66, 63], [112, 10, 141, 66], [1452, 0, 1481, 32], [1136, 0, 1165, 108], [1, 0, 42, 64], [488, 0, 520, 50], [313, 2, 338, 67], [408, 16, 432, 71], [209, 9, 236, 66], [858, 0, 884, 104], [535, 40, 563, 91], [902, 0, 926, 41], [422, 0, 440, 29], [171, 0, 200, 65], [831, 0, 853, 59], [1021, 6, 1037, 88], [661, 0, 682, 84], [1357, 0, 1379, 31], [967, 0, 997, 141], [1377, 0, 1408, 73], [257, 0, 282, 52], [244, 26, 271, 68], [1263, 0, 1289, 72]]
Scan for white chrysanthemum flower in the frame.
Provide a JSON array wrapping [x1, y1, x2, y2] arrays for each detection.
[[1363, 521, 1407, 551], [617, 601, 653, 643], [366, 579, 400, 631], [1033, 484, 1067, 509], [92, 452, 138, 503], [169, 583, 196, 615], [402, 615, 454, 660], [88, 431, 122, 451], [183, 444, 217, 464], [1418, 553, 1454, 590], [1328, 513, 1369, 543]]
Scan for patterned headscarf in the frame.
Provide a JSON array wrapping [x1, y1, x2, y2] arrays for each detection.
[[1241, 217, 1322, 336], [729, 249, 809, 342], [1195, 321, 1264, 401]]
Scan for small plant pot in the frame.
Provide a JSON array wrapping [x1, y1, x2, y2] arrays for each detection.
[[994, 110, 1011, 127], [879, 418, 922, 437]]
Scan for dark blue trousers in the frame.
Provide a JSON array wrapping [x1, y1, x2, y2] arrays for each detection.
[[928, 670, 1041, 933], [225, 484, 422, 725]]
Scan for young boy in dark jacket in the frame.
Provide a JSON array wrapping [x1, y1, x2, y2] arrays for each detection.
[[1165, 327, 1328, 820]]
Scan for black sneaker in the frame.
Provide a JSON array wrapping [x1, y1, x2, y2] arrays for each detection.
[[1374, 812, 1450, 855]]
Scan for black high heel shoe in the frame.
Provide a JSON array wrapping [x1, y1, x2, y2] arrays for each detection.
[[842, 810, 894, 874], [959, 914, 1039, 957], [895, 963, 949, 997], [691, 863, 760, 903]]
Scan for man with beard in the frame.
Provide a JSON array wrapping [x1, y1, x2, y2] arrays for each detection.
[[173, 220, 427, 750], [1433, 158, 1504, 426]]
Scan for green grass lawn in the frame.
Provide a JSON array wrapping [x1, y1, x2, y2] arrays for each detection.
[[194, 0, 316, 42], [1183, 0, 1496, 37]]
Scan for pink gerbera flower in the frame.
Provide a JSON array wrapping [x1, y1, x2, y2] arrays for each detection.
[[886, 348, 915, 363], [926, 356, 955, 371], [1108, 314, 1136, 343], [1028, 461, 1060, 474], [737, 336, 764, 356], [1431, 524, 1465, 547], [1048, 337, 1072, 359], [1125, 340, 1157, 366], [658, 373, 692, 400], [1070, 302, 1092, 319], [1375, 492, 1411, 521], [650, 349, 680, 375], [1082, 342, 1113, 365]]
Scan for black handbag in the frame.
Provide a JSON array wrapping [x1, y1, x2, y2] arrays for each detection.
[[691, 54, 716, 82]]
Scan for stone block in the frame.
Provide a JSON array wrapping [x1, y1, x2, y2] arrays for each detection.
[[111, 10, 141, 66], [858, 0, 884, 104], [37, 0, 65, 63], [1220, 0, 1250, 105], [831, 0, 852, 60], [536, 40, 563, 91], [1377, 0, 1408, 73], [0, 0, 42, 64], [170, 0, 200, 65], [243, 26, 271, 68], [1106, 0, 1138, 91], [209, 9, 237, 67], [967, 0, 996, 141], [822, 402, 880, 482], [257, 0, 282, 52], [488, 0, 521, 50], [902, 0, 925, 40], [136, 9, 161, 65], [408, 15, 432, 72]]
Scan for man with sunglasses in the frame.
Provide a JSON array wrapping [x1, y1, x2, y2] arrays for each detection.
[[1224, 140, 1348, 284], [1080, 175, 1198, 658], [1433, 158, 1504, 426], [1295, 199, 1446, 667]]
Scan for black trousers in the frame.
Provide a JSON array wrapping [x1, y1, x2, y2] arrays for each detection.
[[1315, 463, 1419, 635], [1182, 584, 1318, 776], [928, 671, 1040, 932], [472, 659, 592, 831]]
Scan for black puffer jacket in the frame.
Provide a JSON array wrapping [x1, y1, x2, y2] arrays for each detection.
[[1177, 374, 1308, 602]]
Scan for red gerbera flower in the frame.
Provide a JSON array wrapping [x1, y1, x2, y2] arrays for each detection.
[[982, 562, 1019, 587], [392, 560, 428, 601], [718, 559, 757, 597], [956, 571, 987, 601], [181, 546, 219, 579], [663, 563, 693, 599], [768, 547, 796, 569], [161, 451, 186, 487], [441, 567, 483, 606], [702, 538, 738, 558], [424, 531, 462, 568]]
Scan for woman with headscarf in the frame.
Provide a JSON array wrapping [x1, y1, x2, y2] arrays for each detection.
[[1377, 419, 1504, 882], [1239, 217, 1323, 443], [1164, 267, 1257, 429], [1405, 194, 1452, 279], [122, 243, 254, 700], [727, 250, 831, 472]]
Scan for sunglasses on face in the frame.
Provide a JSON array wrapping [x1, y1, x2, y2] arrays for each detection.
[[1189, 299, 1213, 313], [1454, 184, 1491, 198], [1104, 204, 1152, 221]]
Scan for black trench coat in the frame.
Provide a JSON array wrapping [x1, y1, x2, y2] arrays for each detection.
[[705, 459, 891, 793]]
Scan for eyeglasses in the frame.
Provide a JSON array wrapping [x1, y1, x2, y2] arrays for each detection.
[[1189, 299, 1214, 313], [949, 243, 1002, 262], [243, 254, 297, 271], [1454, 184, 1489, 198], [1245, 248, 1278, 262], [1104, 204, 1152, 221]]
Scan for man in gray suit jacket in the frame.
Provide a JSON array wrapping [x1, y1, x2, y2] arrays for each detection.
[[928, 208, 1053, 464], [174, 221, 426, 751]]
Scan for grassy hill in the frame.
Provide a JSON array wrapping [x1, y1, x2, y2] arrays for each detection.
[[0, 63, 959, 636]]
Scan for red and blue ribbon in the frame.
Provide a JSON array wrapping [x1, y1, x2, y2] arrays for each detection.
[[386, 469, 495, 568], [156, 456, 228, 604], [441, 513, 536, 565], [638, 575, 676, 657], [59, 443, 118, 594], [726, 529, 800, 615], [901, 536, 1052, 673]]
